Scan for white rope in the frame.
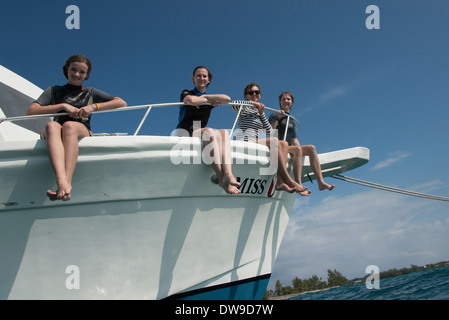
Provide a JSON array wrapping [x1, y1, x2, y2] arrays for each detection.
[[331, 174, 449, 202]]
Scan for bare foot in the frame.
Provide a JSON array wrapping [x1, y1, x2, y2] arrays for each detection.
[[225, 174, 240, 188], [275, 182, 295, 193], [284, 178, 310, 195], [292, 181, 308, 193], [57, 182, 71, 201], [318, 182, 335, 191], [61, 191, 72, 201], [220, 175, 241, 194], [221, 184, 241, 194], [276, 175, 295, 193], [299, 189, 312, 196], [47, 180, 72, 201], [46, 188, 71, 201], [46, 190, 58, 201], [221, 174, 240, 188]]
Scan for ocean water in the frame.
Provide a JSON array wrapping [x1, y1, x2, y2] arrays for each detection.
[[289, 266, 449, 300]]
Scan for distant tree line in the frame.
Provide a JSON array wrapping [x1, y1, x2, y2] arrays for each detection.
[[264, 260, 449, 299], [264, 269, 348, 299], [352, 260, 449, 283]]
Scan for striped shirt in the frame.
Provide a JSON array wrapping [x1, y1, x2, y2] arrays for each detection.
[[231, 100, 273, 142]]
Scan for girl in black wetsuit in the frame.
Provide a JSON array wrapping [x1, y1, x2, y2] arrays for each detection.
[[176, 66, 240, 194], [26, 55, 127, 201]]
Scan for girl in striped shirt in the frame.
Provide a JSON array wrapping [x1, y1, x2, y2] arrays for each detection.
[[231, 83, 308, 194]]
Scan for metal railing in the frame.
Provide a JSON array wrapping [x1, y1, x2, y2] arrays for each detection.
[[0, 101, 300, 140]]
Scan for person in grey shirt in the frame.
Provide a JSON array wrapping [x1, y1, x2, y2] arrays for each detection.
[[269, 92, 334, 194]]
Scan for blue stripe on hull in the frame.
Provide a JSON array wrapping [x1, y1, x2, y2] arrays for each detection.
[[166, 275, 271, 300]]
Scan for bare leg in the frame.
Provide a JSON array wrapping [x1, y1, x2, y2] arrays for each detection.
[[61, 122, 90, 197], [200, 128, 240, 194], [275, 172, 295, 193], [257, 138, 305, 194], [45, 121, 89, 201], [197, 128, 222, 180], [216, 129, 240, 192], [288, 146, 311, 196], [45, 122, 70, 200], [278, 140, 311, 194], [301, 145, 335, 191]]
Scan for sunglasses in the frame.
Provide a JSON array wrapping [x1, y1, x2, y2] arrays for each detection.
[[246, 90, 260, 95]]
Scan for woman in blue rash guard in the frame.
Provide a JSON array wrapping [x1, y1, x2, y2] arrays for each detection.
[[26, 54, 127, 201], [176, 66, 240, 194]]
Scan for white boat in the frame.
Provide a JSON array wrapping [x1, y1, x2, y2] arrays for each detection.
[[0, 65, 369, 300]]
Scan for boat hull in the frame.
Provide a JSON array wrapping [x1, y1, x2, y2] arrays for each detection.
[[0, 136, 296, 299]]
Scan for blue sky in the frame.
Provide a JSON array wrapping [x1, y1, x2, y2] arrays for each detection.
[[2, 0, 449, 292]]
